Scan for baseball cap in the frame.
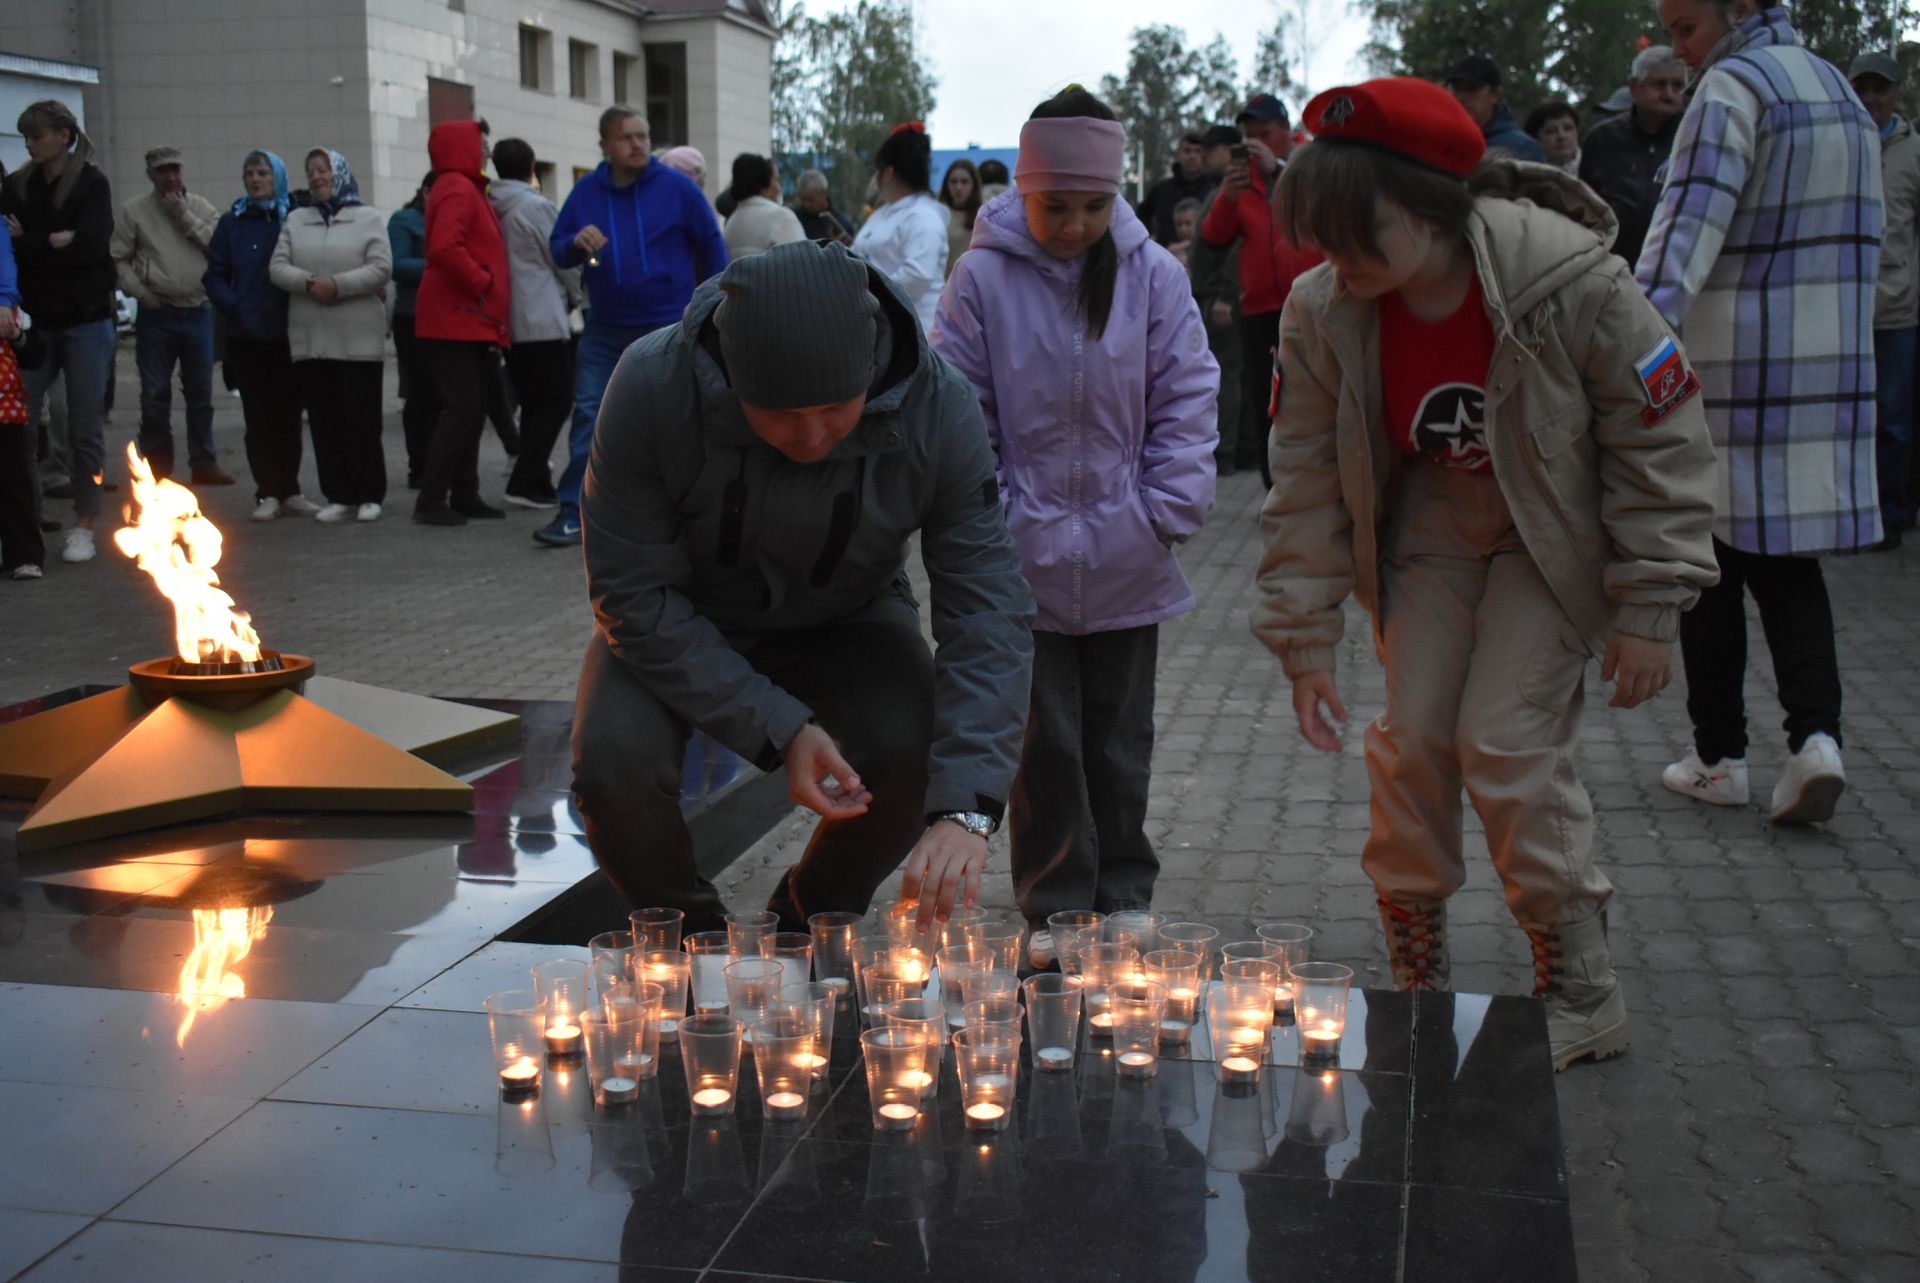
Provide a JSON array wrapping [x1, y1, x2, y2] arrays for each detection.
[[1849, 51, 1905, 86], [1447, 55, 1502, 90], [1236, 94, 1291, 126], [144, 145, 182, 169]]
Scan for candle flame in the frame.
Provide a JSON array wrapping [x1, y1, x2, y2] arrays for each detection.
[[113, 443, 264, 664], [175, 905, 272, 1045]]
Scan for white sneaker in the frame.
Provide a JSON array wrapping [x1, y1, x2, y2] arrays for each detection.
[[1661, 749, 1750, 806], [1769, 733, 1846, 825], [314, 503, 351, 523], [251, 497, 280, 522], [1027, 929, 1056, 970], [60, 528, 96, 563], [281, 495, 320, 516], [356, 502, 382, 523], [10, 564, 43, 580]]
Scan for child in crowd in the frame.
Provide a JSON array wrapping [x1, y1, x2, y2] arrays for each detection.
[[1251, 78, 1719, 1069], [932, 86, 1218, 965], [1168, 196, 1200, 267]]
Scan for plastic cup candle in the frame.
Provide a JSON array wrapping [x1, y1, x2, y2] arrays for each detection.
[[752, 1011, 815, 1120], [1158, 922, 1220, 981], [499, 1055, 540, 1097], [1080, 942, 1141, 1037], [768, 982, 837, 1084], [582, 1006, 655, 1106], [1143, 949, 1203, 1045], [486, 989, 547, 1099], [1257, 923, 1315, 1014], [724, 959, 784, 1042], [588, 930, 638, 1002], [1046, 910, 1104, 975], [679, 1013, 744, 1116], [970, 920, 1026, 974], [724, 910, 778, 960], [875, 997, 945, 1100], [532, 958, 593, 1060], [639, 950, 690, 1040], [684, 931, 732, 1012], [630, 906, 685, 952], [863, 1026, 930, 1131], [1289, 962, 1353, 1065], [808, 910, 861, 993], [1207, 983, 1273, 1084], [1107, 981, 1167, 1078], [760, 931, 814, 996], [953, 1027, 1019, 1131], [1022, 973, 1084, 1071]]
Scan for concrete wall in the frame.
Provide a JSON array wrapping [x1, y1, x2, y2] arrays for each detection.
[[637, 14, 770, 201]]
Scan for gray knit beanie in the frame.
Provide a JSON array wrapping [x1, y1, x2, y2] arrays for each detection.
[[715, 240, 880, 408]]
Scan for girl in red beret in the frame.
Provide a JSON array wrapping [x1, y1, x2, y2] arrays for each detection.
[[1250, 77, 1721, 1070]]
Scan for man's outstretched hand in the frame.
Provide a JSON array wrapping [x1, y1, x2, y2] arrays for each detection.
[[783, 722, 872, 820], [898, 820, 988, 938]]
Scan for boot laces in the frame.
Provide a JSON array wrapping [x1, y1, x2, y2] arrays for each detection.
[[1527, 930, 1563, 998], [1379, 898, 1443, 992]]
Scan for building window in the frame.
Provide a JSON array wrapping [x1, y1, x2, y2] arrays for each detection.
[[612, 52, 638, 106], [643, 42, 687, 146], [519, 25, 551, 92], [534, 161, 556, 195], [569, 39, 599, 101]]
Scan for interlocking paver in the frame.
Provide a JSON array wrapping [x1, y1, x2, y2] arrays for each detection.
[[5, 353, 1916, 1275]]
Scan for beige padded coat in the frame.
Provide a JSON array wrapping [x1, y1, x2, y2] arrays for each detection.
[[1875, 114, 1920, 331], [268, 203, 392, 363], [1252, 162, 1721, 679]]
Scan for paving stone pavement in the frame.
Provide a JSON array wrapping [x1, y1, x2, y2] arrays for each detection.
[[8, 350, 1919, 1280]]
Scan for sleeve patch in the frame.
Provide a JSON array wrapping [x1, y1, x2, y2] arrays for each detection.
[[1633, 335, 1699, 425]]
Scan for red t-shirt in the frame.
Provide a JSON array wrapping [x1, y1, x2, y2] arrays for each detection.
[[1378, 274, 1495, 473]]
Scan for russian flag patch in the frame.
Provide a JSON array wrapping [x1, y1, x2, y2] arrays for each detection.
[[1633, 335, 1698, 425]]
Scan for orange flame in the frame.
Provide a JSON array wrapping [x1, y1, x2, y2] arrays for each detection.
[[112, 443, 263, 665], [176, 905, 273, 1045]]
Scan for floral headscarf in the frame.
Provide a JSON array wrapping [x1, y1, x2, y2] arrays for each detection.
[[231, 149, 290, 220]]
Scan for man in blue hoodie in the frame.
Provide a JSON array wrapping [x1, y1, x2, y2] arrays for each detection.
[[537, 106, 728, 546], [1447, 55, 1546, 163]]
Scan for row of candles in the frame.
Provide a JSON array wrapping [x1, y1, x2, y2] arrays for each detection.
[[483, 905, 1355, 1135]]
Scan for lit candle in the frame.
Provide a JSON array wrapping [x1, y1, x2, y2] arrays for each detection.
[[1036, 1045, 1073, 1067], [1274, 981, 1294, 1011], [691, 1087, 732, 1109], [1170, 986, 1198, 1002], [499, 1056, 540, 1095], [878, 1101, 919, 1127], [766, 1090, 807, 1117], [1117, 1050, 1156, 1077], [544, 1021, 583, 1057], [823, 976, 852, 996], [902, 1069, 934, 1092], [797, 1051, 829, 1077], [599, 1075, 639, 1104], [1160, 1017, 1192, 1042], [1220, 1055, 1260, 1083], [901, 962, 928, 984], [964, 1101, 1007, 1129], [1088, 1011, 1114, 1032]]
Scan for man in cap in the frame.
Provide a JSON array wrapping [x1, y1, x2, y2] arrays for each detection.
[[1851, 51, 1920, 546], [571, 239, 1036, 937], [1579, 46, 1690, 267], [110, 145, 233, 486], [1446, 55, 1546, 162]]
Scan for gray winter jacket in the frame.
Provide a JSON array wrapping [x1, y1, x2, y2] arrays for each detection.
[[489, 178, 579, 343], [582, 261, 1037, 816]]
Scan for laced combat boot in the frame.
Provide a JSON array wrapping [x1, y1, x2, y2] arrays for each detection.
[[1376, 896, 1451, 992], [1524, 913, 1629, 1071]]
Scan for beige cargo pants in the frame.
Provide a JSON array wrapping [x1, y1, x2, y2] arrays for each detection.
[[1362, 459, 1613, 927]]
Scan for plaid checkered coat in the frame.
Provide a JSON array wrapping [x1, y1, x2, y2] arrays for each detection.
[[1636, 8, 1884, 555]]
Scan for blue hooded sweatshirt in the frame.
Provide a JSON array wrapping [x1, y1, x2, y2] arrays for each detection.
[[549, 159, 728, 327]]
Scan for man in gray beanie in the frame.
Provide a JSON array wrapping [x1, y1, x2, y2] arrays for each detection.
[[572, 240, 1036, 935]]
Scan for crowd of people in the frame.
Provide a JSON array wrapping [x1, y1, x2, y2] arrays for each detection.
[[0, 1, 1905, 1074]]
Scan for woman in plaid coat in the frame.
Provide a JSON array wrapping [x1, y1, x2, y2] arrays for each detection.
[[1638, 0, 1883, 825]]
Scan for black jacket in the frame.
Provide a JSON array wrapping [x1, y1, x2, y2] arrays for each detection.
[[1578, 110, 1681, 269], [1135, 168, 1218, 246], [0, 163, 116, 327], [794, 202, 857, 243]]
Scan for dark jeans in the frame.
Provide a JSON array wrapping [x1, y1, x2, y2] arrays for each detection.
[[225, 334, 303, 501], [0, 422, 43, 570], [571, 621, 935, 931], [558, 319, 659, 517], [1875, 327, 1915, 530], [1009, 625, 1160, 926], [21, 318, 115, 520], [392, 312, 440, 486], [1681, 538, 1843, 763], [134, 303, 217, 472], [295, 358, 385, 506], [504, 339, 574, 498], [418, 340, 495, 511], [1237, 309, 1280, 474]]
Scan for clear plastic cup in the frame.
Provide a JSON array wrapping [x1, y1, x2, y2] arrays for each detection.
[[807, 910, 860, 996], [1108, 981, 1167, 1078], [1108, 910, 1167, 957], [1046, 910, 1105, 975], [768, 981, 836, 1084], [1142, 949, 1203, 1045], [725, 910, 778, 959], [588, 930, 637, 1002], [759, 931, 814, 995], [969, 920, 1026, 974], [581, 1008, 645, 1105], [1207, 983, 1272, 1083], [531, 958, 592, 1060], [598, 979, 663, 1079], [629, 906, 685, 953], [936, 946, 990, 1030], [638, 949, 691, 1041], [679, 1012, 744, 1115], [962, 997, 1022, 1042], [961, 967, 1020, 1006], [862, 1026, 930, 1131], [485, 989, 546, 1099], [1021, 973, 1083, 1071], [874, 996, 944, 1100], [952, 1026, 1020, 1131], [685, 931, 732, 1013], [750, 1010, 815, 1119], [1256, 922, 1315, 1014], [865, 955, 933, 1014], [1078, 942, 1141, 1038], [1290, 961, 1353, 1064], [1158, 922, 1220, 981], [937, 906, 990, 955], [1220, 956, 1286, 1015], [723, 958, 785, 1042]]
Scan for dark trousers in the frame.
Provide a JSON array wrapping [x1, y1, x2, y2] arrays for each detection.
[[571, 621, 936, 932], [134, 303, 216, 472], [0, 422, 43, 571], [504, 339, 574, 499], [225, 334, 303, 501], [418, 340, 495, 511], [1009, 625, 1160, 927], [1875, 327, 1915, 529], [485, 347, 518, 451], [1236, 309, 1281, 474], [1681, 538, 1843, 763], [392, 313, 440, 486], [295, 358, 385, 506]]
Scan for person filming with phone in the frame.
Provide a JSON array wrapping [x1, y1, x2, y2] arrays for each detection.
[[792, 169, 857, 246]]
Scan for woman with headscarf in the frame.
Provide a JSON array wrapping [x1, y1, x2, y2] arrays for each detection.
[[269, 148, 392, 522], [204, 149, 314, 521]]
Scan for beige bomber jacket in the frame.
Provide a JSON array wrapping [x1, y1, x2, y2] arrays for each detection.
[[1251, 161, 1721, 679]]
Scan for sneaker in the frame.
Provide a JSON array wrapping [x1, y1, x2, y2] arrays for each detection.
[[452, 498, 506, 520], [503, 490, 560, 510], [251, 497, 281, 522], [314, 503, 351, 523], [191, 466, 237, 486], [413, 506, 466, 527], [533, 513, 582, 547], [1661, 749, 1749, 807], [1027, 929, 1056, 971], [10, 564, 43, 580], [282, 495, 320, 516], [356, 503, 383, 523], [1769, 732, 1846, 825], [1526, 914, 1630, 1072], [61, 528, 96, 562]]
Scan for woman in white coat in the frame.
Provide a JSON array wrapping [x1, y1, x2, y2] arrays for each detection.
[[852, 123, 948, 331], [269, 148, 392, 522]]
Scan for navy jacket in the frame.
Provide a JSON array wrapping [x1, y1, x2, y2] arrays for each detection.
[[1483, 102, 1547, 163], [204, 204, 289, 341], [550, 161, 728, 327], [388, 204, 426, 316]]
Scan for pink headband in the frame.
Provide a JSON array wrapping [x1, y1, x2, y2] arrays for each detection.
[[1014, 116, 1127, 194]]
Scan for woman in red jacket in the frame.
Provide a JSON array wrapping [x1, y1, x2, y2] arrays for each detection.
[[414, 118, 512, 526]]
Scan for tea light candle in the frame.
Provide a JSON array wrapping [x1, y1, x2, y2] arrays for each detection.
[[964, 1101, 1007, 1129], [766, 1090, 807, 1117], [1160, 1017, 1192, 1043], [614, 1051, 654, 1076], [1036, 1045, 1073, 1067], [901, 961, 928, 984], [499, 1056, 540, 1095], [1088, 1011, 1115, 1033], [798, 1051, 829, 1077], [545, 1021, 583, 1057], [1170, 986, 1198, 1003], [1274, 980, 1294, 1010], [823, 976, 852, 996], [902, 1068, 934, 1094], [599, 1075, 639, 1104], [1117, 1050, 1156, 1077], [1303, 1022, 1342, 1048], [691, 1086, 733, 1109], [1220, 1055, 1260, 1084]]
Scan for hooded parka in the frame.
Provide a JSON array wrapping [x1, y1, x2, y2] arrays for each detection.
[[416, 120, 511, 346]]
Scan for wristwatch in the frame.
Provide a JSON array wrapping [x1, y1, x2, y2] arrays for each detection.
[[930, 810, 997, 838]]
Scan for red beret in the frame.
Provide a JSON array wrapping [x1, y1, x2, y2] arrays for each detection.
[[1302, 77, 1486, 179]]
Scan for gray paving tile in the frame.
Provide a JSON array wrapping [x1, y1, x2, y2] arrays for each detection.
[[271, 1007, 501, 1116], [0, 1209, 93, 1280], [395, 941, 591, 1013], [0, 1081, 253, 1215]]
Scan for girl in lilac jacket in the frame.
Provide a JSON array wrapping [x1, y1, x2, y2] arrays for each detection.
[[932, 87, 1218, 955]]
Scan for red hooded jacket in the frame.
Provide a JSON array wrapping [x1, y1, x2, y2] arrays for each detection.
[[1199, 163, 1321, 317], [416, 120, 511, 345]]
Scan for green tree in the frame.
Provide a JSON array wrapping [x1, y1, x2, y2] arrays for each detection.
[[1099, 25, 1207, 199], [770, 0, 938, 214], [1363, 0, 1658, 113], [1789, 0, 1916, 68]]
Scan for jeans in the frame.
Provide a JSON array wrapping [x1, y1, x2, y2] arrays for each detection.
[[571, 621, 935, 932], [1008, 625, 1161, 926], [1875, 327, 1915, 530], [134, 303, 217, 473], [1681, 537, 1843, 763], [21, 318, 115, 520], [557, 319, 659, 517]]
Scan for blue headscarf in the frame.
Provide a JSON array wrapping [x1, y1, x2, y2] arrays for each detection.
[[231, 149, 290, 220], [307, 148, 363, 223]]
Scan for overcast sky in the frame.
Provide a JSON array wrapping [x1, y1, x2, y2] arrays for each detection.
[[800, 0, 1377, 148]]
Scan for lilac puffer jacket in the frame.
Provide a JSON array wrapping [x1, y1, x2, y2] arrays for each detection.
[[931, 190, 1218, 634]]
